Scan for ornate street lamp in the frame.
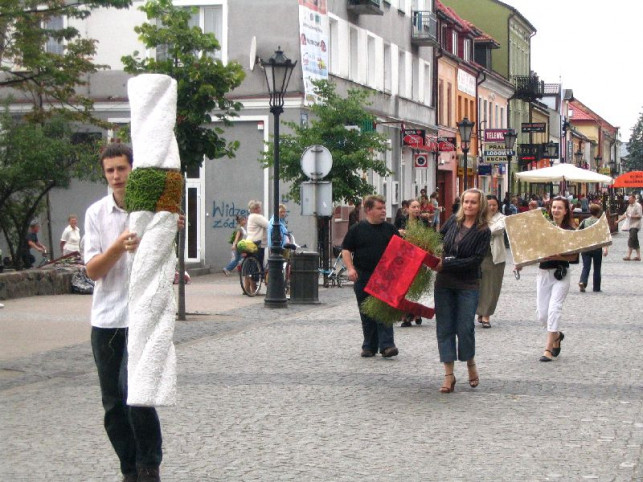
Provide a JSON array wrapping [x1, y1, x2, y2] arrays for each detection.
[[457, 117, 475, 190], [260, 47, 296, 309], [503, 128, 517, 196], [594, 155, 602, 171], [574, 149, 583, 167]]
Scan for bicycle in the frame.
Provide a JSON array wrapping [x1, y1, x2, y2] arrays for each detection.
[[319, 246, 349, 288], [239, 251, 264, 296], [35, 250, 51, 268]]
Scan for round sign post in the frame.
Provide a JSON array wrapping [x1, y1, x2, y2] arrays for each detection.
[[300, 145, 333, 181]]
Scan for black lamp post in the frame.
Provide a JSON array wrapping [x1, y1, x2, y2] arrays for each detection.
[[261, 47, 296, 309], [503, 128, 517, 197], [594, 155, 602, 171], [574, 149, 583, 167], [457, 117, 475, 190]]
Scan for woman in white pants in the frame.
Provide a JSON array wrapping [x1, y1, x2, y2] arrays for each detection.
[[536, 196, 578, 362]]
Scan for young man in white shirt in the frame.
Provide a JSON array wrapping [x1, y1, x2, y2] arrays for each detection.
[[84, 143, 162, 482]]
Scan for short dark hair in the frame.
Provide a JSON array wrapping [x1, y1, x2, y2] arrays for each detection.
[[100, 143, 133, 168], [363, 195, 385, 211], [588, 203, 602, 217]]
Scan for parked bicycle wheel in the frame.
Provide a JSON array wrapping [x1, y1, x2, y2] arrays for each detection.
[[240, 255, 263, 296]]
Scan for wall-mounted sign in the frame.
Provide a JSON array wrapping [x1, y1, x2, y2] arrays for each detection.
[[414, 153, 429, 168], [478, 164, 492, 175], [484, 129, 508, 142], [518, 144, 541, 161], [437, 136, 456, 151], [457, 69, 476, 97], [521, 122, 546, 133]]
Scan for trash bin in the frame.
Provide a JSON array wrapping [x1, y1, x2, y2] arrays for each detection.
[[290, 251, 320, 304]]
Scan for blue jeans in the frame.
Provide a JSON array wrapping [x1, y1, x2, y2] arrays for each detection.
[[354, 273, 395, 353], [224, 249, 242, 271], [434, 287, 479, 362], [91, 327, 163, 476], [580, 249, 602, 291]]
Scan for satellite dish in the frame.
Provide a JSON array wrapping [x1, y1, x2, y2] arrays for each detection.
[[249, 36, 257, 71], [300, 145, 332, 180]]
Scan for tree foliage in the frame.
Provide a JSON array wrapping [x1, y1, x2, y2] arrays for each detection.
[[0, 0, 131, 124], [0, 110, 102, 267], [121, 0, 246, 172], [259, 80, 391, 205], [625, 110, 643, 172]]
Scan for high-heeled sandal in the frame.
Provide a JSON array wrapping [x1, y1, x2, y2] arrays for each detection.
[[551, 332, 564, 357], [539, 349, 553, 362], [439, 373, 456, 393], [467, 362, 479, 388]]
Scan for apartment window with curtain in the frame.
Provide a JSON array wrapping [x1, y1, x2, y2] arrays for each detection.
[[329, 17, 339, 75], [451, 31, 458, 56], [500, 107, 505, 128], [447, 83, 452, 126], [158, 5, 223, 61], [367, 35, 377, 88], [423, 62, 431, 105], [349, 27, 359, 82], [398, 51, 407, 98], [463, 39, 471, 62], [45, 15, 64, 55], [439, 79, 444, 125]]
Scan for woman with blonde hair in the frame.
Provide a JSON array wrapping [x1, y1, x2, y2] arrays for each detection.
[[429, 189, 490, 393]]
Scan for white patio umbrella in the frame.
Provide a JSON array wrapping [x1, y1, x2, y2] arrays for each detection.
[[515, 162, 613, 184]]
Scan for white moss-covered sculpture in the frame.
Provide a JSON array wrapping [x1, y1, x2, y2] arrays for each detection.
[[126, 74, 182, 407]]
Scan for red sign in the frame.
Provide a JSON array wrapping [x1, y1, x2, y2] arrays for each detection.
[[402, 129, 426, 148], [414, 153, 429, 168], [484, 129, 508, 142]]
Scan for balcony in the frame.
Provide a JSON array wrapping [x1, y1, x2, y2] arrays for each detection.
[[513, 74, 545, 102], [347, 0, 384, 15], [411, 11, 438, 46]]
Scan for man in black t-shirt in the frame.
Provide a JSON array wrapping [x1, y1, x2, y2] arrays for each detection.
[[342, 195, 400, 358]]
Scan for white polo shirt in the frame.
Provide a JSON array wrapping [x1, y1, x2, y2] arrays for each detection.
[[84, 194, 129, 328]]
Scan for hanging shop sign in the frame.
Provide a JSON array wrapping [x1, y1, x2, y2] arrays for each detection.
[[483, 142, 514, 164], [484, 129, 508, 142], [521, 122, 546, 133], [402, 128, 427, 148]]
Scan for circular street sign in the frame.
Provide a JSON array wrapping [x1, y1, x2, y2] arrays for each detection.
[[300, 145, 332, 180]]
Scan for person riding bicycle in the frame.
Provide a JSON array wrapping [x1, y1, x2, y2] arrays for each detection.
[[245, 200, 270, 268], [22, 221, 47, 268]]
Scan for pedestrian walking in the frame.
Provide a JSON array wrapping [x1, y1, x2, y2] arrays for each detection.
[[84, 143, 166, 482], [22, 221, 47, 268], [476, 195, 506, 328], [60, 214, 81, 256], [617, 194, 642, 261], [536, 196, 578, 363], [578, 204, 608, 292], [223, 215, 247, 276], [341, 195, 401, 358], [430, 188, 490, 393]]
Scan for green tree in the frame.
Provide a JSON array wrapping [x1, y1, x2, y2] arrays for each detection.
[[0, 1, 129, 267], [260, 80, 391, 205], [0, 111, 102, 267], [121, 0, 245, 173], [121, 0, 245, 319], [625, 110, 643, 171], [1, 0, 131, 123]]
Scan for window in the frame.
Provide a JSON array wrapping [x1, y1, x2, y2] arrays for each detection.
[[384, 43, 392, 93], [447, 83, 452, 126], [349, 27, 359, 82], [329, 18, 339, 75], [495, 104, 499, 129], [463, 39, 471, 62], [367, 35, 377, 88], [423, 62, 431, 105], [45, 15, 64, 55], [451, 31, 458, 56], [500, 107, 505, 128], [157, 4, 224, 62], [440, 25, 448, 50], [398, 51, 407, 97], [438, 79, 444, 125]]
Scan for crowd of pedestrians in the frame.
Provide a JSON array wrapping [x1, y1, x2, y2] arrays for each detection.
[[341, 187, 643, 396]]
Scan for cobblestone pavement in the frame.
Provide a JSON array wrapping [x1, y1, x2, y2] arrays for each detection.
[[1, 234, 641, 481]]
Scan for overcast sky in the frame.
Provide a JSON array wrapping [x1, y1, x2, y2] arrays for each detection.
[[503, 0, 643, 142]]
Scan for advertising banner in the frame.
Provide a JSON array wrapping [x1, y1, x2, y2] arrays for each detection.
[[299, 0, 329, 106]]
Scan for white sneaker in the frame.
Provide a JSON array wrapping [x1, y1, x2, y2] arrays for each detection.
[[222, 269, 230, 277]]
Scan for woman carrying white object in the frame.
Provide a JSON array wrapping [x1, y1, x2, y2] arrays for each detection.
[[536, 196, 578, 363], [475, 195, 506, 329]]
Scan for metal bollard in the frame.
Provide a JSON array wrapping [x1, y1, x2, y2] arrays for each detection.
[[289, 251, 320, 304]]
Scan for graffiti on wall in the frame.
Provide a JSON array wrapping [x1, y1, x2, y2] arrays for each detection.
[[211, 201, 248, 229]]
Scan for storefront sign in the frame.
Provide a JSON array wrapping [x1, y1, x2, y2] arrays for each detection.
[[483, 142, 513, 163], [457, 69, 476, 97], [402, 128, 426, 147], [484, 129, 508, 142], [521, 122, 546, 133]]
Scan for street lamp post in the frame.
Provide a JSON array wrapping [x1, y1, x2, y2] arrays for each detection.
[[503, 128, 517, 197], [457, 117, 475, 190], [574, 149, 583, 167], [260, 47, 296, 309]]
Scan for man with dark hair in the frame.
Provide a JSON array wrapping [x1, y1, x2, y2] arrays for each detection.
[[342, 195, 400, 358], [85, 143, 163, 482], [22, 221, 47, 268]]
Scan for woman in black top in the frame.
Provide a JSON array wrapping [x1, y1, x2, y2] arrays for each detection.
[[536, 196, 578, 362], [430, 189, 490, 393]]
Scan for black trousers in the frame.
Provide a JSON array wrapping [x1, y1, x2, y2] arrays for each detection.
[[91, 327, 162, 476]]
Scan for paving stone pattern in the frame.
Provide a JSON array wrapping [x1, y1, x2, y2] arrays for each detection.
[[1, 234, 641, 481]]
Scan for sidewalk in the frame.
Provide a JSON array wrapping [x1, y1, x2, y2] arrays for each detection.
[[1, 233, 642, 481]]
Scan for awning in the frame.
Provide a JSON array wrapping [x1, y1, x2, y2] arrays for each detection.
[[612, 171, 643, 188]]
